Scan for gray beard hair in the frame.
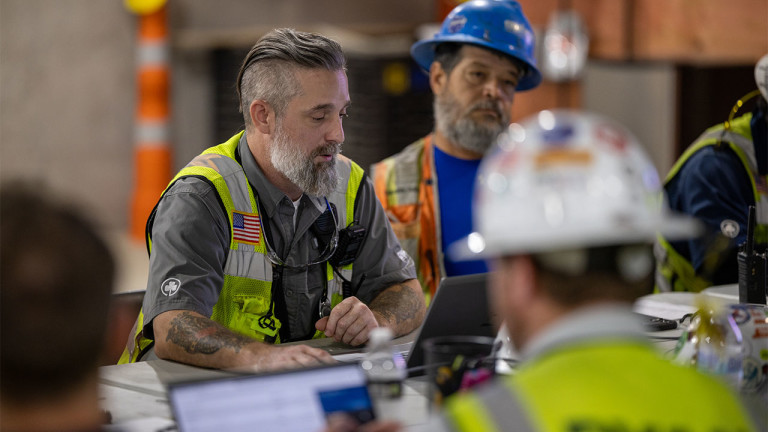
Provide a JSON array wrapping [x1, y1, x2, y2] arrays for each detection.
[[434, 94, 509, 155], [269, 125, 340, 198]]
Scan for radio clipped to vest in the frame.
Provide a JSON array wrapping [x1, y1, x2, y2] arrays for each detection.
[[312, 203, 367, 269]]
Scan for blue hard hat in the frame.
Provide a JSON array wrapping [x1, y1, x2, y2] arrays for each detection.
[[411, 0, 542, 91]]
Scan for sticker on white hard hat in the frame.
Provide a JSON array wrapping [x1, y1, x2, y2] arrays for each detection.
[[756, 53, 768, 101]]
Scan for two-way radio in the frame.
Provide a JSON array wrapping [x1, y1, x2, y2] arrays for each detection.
[[737, 205, 767, 304]]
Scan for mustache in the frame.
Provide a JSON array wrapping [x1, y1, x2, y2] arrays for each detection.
[[467, 99, 504, 117], [312, 142, 342, 158]]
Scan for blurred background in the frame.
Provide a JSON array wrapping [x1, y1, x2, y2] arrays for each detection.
[[1, 0, 766, 296]]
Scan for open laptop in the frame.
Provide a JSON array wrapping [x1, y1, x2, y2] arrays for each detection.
[[167, 362, 375, 432], [405, 272, 499, 374]]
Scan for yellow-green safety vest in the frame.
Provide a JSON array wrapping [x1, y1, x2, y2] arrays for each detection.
[[655, 113, 768, 293], [118, 132, 364, 364], [442, 342, 757, 432]]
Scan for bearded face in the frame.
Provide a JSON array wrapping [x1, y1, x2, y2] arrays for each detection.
[[434, 89, 510, 155], [269, 120, 341, 198]]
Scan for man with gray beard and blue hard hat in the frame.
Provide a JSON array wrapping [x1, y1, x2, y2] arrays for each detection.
[[370, 0, 541, 304]]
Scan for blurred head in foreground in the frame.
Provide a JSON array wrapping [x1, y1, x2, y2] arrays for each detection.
[[1, 184, 115, 431]]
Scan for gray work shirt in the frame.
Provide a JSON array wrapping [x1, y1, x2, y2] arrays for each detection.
[[142, 135, 416, 341]]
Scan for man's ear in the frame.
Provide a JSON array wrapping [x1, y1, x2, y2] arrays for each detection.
[[249, 100, 273, 135], [429, 61, 448, 95]]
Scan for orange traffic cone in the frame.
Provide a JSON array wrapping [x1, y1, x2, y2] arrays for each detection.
[[129, 4, 172, 241]]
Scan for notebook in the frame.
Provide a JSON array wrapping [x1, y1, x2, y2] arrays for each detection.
[[167, 362, 375, 432], [405, 272, 499, 374]]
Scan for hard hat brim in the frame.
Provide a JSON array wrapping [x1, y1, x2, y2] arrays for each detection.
[[411, 36, 542, 91], [448, 213, 702, 261]]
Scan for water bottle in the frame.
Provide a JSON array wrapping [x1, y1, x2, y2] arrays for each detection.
[[361, 327, 407, 399]]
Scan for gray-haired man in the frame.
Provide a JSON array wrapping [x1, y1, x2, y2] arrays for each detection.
[[121, 28, 425, 371]]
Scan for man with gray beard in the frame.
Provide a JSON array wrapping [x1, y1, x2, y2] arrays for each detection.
[[371, 0, 542, 301], [119, 28, 425, 371]]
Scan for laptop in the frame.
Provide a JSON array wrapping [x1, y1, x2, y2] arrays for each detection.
[[405, 272, 499, 374], [167, 362, 375, 432]]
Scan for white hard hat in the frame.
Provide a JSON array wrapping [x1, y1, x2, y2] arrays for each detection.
[[756, 53, 768, 101], [450, 109, 700, 260]]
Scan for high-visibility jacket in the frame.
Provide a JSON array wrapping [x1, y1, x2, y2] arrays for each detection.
[[118, 132, 363, 363], [655, 113, 768, 293], [371, 135, 442, 302], [442, 342, 757, 432]]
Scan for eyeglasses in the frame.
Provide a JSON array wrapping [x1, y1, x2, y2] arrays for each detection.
[[256, 197, 339, 269]]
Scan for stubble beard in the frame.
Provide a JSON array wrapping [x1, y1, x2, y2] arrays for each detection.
[[269, 123, 341, 198], [434, 92, 509, 155]]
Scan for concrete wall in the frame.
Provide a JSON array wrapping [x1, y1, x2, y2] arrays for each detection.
[[0, 0, 434, 231], [1, 1, 135, 228], [0, 1, 708, 234]]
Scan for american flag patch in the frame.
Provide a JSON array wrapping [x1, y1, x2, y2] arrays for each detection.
[[232, 211, 260, 245]]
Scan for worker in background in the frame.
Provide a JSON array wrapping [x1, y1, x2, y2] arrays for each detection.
[[1, 185, 116, 432], [119, 28, 425, 370], [656, 53, 768, 292], [370, 0, 541, 302], [430, 109, 759, 431], [328, 110, 759, 432]]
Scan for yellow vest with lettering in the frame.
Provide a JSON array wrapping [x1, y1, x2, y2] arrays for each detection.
[[443, 342, 756, 432]]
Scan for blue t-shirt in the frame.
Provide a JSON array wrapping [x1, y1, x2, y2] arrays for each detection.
[[433, 145, 488, 276]]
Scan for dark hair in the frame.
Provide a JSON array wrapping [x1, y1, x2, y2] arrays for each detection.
[[532, 245, 655, 306], [0, 185, 115, 402], [433, 43, 464, 76], [434, 42, 527, 77], [236, 28, 346, 127]]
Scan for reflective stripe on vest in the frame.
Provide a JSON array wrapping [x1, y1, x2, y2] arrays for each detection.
[[371, 135, 443, 303], [656, 113, 768, 292], [444, 343, 756, 431], [443, 380, 536, 432], [119, 131, 363, 363]]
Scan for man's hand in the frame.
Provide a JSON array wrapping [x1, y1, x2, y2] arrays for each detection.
[[232, 344, 335, 373], [154, 310, 334, 370], [315, 297, 379, 346]]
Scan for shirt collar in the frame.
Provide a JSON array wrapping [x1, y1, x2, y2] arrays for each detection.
[[520, 304, 650, 363]]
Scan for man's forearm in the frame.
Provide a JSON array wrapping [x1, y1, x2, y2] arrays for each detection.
[[153, 310, 263, 369], [369, 279, 426, 337]]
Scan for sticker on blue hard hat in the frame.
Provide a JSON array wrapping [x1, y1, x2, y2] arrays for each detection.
[[447, 16, 467, 34], [504, 20, 524, 35]]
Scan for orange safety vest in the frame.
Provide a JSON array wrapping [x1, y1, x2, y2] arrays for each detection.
[[371, 135, 442, 302]]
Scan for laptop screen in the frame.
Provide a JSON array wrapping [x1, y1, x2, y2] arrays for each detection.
[[168, 362, 375, 432]]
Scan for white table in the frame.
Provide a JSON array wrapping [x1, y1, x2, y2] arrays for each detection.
[[100, 294, 697, 431]]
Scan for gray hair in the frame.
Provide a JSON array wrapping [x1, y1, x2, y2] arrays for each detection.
[[236, 28, 346, 128]]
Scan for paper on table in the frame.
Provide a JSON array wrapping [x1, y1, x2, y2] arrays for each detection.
[[633, 292, 699, 321]]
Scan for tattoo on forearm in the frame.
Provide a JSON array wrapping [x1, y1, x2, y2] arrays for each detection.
[[166, 311, 251, 355], [370, 283, 423, 328]]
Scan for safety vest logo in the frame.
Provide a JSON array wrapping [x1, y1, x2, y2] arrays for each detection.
[[720, 219, 740, 238], [161, 278, 181, 296]]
